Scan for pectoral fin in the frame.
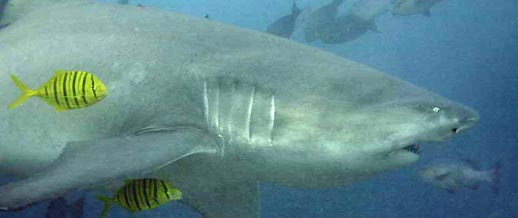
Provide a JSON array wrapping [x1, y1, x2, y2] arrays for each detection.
[[0, 126, 218, 210], [182, 182, 260, 218]]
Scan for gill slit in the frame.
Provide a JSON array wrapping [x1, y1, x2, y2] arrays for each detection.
[[214, 83, 220, 132], [203, 81, 209, 128], [246, 87, 256, 141], [269, 95, 276, 143], [227, 81, 236, 134]]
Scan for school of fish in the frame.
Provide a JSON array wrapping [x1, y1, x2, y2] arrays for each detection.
[[266, 0, 445, 43]]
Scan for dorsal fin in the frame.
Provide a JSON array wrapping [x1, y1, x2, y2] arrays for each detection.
[[291, 2, 301, 15], [54, 70, 69, 76]]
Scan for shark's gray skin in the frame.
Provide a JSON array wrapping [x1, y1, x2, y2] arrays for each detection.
[[117, 0, 129, 5], [266, 2, 302, 38], [0, 0, 83, 27], [303, 0, 344, 42], [392, 0, 444, 17], [0, 1, 478, 218]]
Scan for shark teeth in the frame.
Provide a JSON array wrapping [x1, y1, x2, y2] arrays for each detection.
[[402, 144, 421, 154]]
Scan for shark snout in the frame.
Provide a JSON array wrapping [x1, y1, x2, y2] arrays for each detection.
[[451, 106, 479, 134]]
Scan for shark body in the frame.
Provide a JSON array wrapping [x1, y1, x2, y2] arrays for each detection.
[[0, 1, 477, 218]]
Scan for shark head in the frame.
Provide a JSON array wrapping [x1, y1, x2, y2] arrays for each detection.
[[268, 72, 478, 188], [358, 98, 478, 162]]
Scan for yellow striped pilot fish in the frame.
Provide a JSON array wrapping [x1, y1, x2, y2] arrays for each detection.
[[97, 178, 182, 218], [8, 70, 108, 111]]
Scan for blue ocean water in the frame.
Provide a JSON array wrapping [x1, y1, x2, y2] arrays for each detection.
[[1, 0, 517, 217]]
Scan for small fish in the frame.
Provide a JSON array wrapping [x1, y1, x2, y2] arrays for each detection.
[[45, 197, 84, 218], [97, 178, 182, 218], [420, 158, 501, 194], [9, 70, 108, 111]]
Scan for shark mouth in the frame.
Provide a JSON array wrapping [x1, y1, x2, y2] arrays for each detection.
[[402, 144, 421, 154]]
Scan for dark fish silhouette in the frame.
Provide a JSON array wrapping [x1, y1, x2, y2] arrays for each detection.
[[45, 197, 85, 218], [319, 14, 379, 44], [266, 2, 302, 38], [303, 0, 345, 42], [314, 0, 388, 44]]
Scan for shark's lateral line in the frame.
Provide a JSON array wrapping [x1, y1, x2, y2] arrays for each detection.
[[0, 1, 478, 217]]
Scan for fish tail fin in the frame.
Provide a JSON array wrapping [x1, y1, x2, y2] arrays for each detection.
[[68, 197, 85, 218], [8, 74, 37, 110], [490, 160, 502, 194], [96, 196, 113, 218]]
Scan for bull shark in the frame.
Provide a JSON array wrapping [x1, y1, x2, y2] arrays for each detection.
[[0, 1, 478, 218]]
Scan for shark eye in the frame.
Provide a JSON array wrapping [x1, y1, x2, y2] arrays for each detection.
[[433, 106, 441, 113]]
